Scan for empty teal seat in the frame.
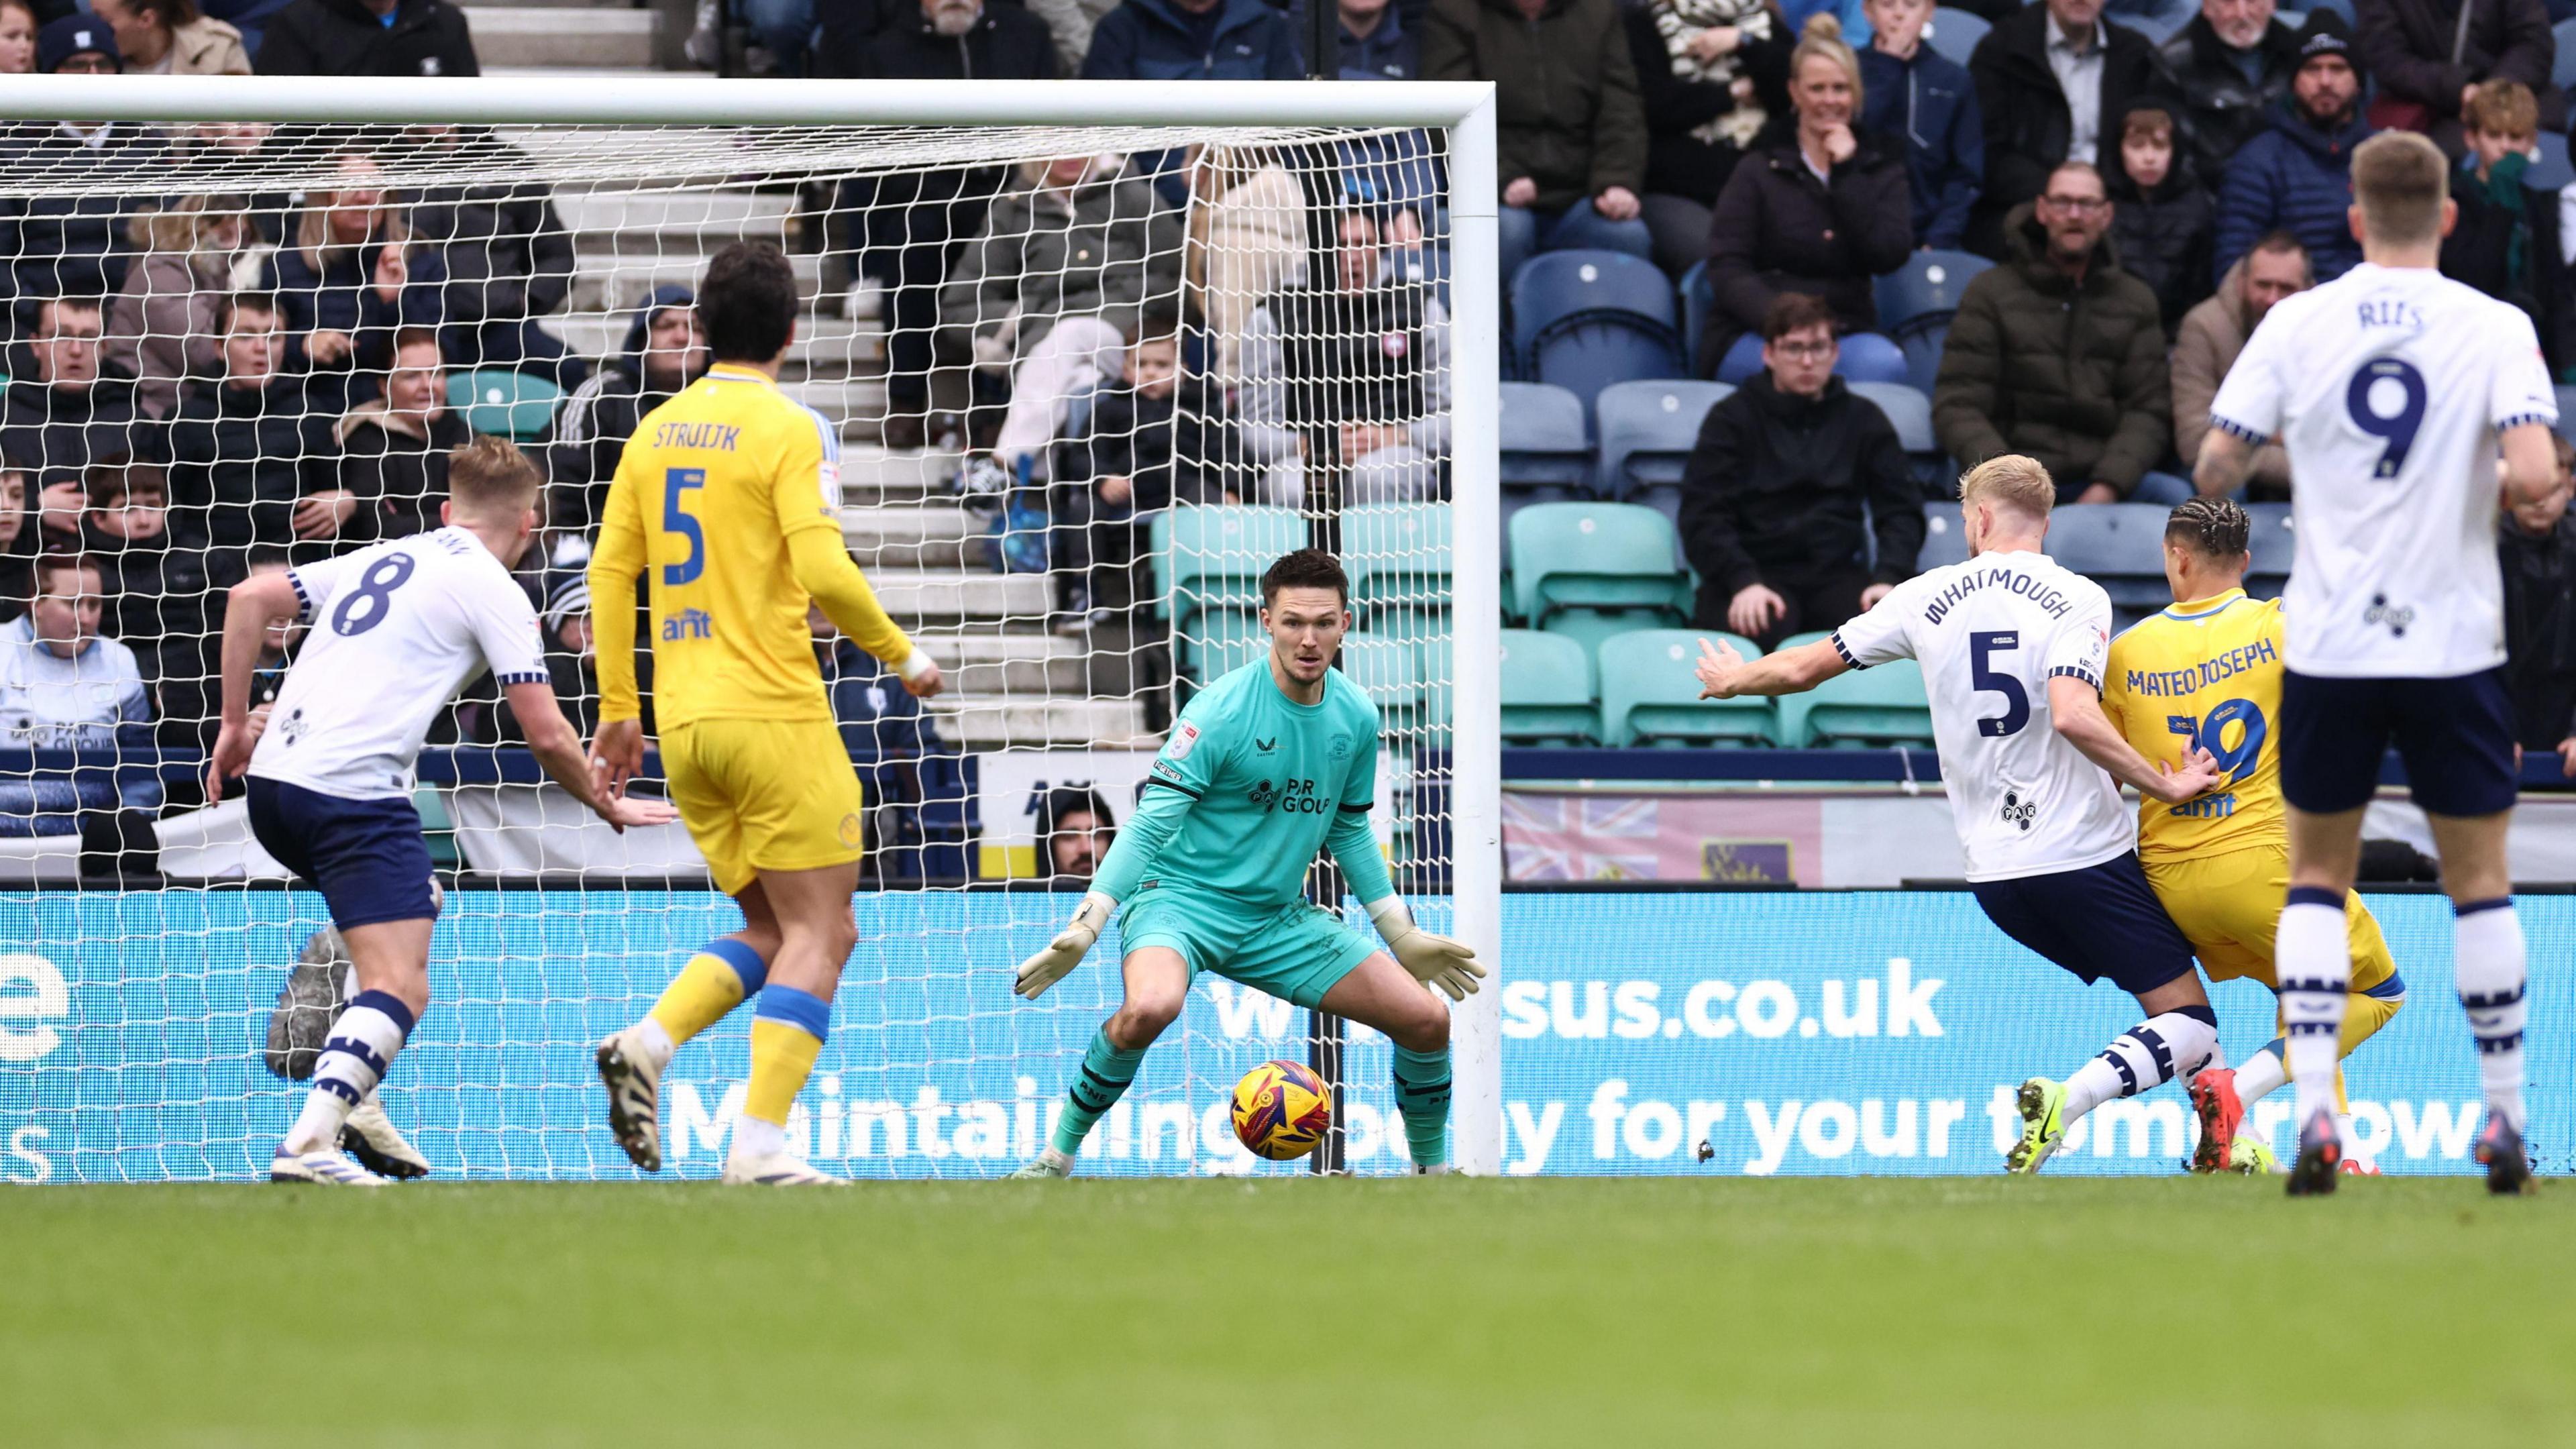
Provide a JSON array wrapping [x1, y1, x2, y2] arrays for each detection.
[[1338, 634, 1425, 730], [1155, 504, 1306, 623], [1499, 629, 1595, 743], [1343, 502, 1452, 616], [1780, 659, 1936, 747], [1507, 501, 1686, 624], [1538, 606, 1679, 661], [1177, 608, 1270, 684], [1599, 629, 1772, 746], [448, 369, 563, 441]]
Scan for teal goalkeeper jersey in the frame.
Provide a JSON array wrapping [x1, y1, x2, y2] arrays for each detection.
[[1126, 657, 1383, 912]]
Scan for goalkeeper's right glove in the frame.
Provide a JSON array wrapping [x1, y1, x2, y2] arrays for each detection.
[[1014, 891, 1115, 1001], [1366, 898, 1489, 1002]]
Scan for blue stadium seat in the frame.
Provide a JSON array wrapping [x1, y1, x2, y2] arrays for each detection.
[[1155, 504, 1306, 624], [2555, 17, 2576, 87], [2047, 503, 2175, 612], [1876, 249, 1992, 335], [1509, 500, 1688, 625], [1511, 250, 1685, 410], [2244, 502, 2294, 598], [2529, 131, 2574, 193], [1917, 503, 1970, 568], [1500, 381, 1596, 491], [1847, 380, 1935, 453], [1599, 629, 1774, 745], [1595, 380, 1731, 526], [2557, 385, 2576, 443], [1499, 629, 1598, 743], [1924, 7, 1989, 65], [1837, 332, 1909, 384], [1679, 260, 1715, 375], [1778, 658, 1936, 747]]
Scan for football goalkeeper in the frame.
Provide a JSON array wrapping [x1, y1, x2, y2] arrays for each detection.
[[1009, 549, 1487, 1177]]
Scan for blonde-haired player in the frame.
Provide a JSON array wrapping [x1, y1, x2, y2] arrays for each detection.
[[2101, 498, 2405, 1175], [588, 241, 943, 1186]]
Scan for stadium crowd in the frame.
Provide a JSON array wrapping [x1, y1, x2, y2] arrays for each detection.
[[9, 0, 2576, 867]]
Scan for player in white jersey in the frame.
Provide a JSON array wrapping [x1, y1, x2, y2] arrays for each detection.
[[2198, 131, 2557, 1195], [206, 439, 673, 1185], [1695, 455, 2226, 1172]]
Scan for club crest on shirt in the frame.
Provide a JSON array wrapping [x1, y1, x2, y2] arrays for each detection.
[[838, 812, 864, 849], [1328, 734, 1353, 760]]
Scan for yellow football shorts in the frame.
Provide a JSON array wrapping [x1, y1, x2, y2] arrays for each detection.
[[2143, 843, 2404, 1057], [661, 716, 865, 895]]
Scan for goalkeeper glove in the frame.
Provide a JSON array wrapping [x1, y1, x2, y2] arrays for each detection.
[[1014, 891, 1115, 1001], [1366, 898, 1488, 1002]]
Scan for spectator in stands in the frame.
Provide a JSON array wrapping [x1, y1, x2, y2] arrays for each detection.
[[939, 152, 1184, 473], [1080, 0, 1304, 207], [156, 545, 294, 749], [1934, 160, 2178, 502], [104, 194, 251, 423], [0, 470, 31, 623], [1026, 0, 1119, 74], [1, 297, 153, 540], [1053, 300, 1236, 630], [2212, 11, 2371, 284], [815, 600, 944, 754], [7, 20, 165, 315], [87, 0, 249, 72], [1426, 0, 1655, 280], [545, 286, 704, 533], [1678, 292, 1921, 648], [2442, 80, 2573, 372], [1338, 0, 1419, 78], [0, 0, 34, 73], [1187, 145, 1308, 380], [1036, 785, 1116, 882], [2355, 0, 2560, 156], [332, 327, 474, 545], [264, 152, 449, 414], [820, 0, 1058, 451], [405, 126, 587, 389], [0, 554, 153, 755], [79, 458, 206, 686], [1623, 0, 1793, 276], [2172, 229, 2307, 498], [254, 0, 478, 76], [1240, 209, 1449, 508], [1856, 0, 1982, 254], [2147, 0, 2303, 189], [166, 292, 337, 586], [484, 568, 600, 745], [2104, 101, 2212, 332], [1705, 15, 1913, 373], [1964, 0, 2157, 256], [2503, 435, 2576, 760], [1330, 0, 1446, 212]]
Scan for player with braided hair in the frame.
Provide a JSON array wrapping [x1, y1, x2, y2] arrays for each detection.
[[2101, 497, 2408, 1175]]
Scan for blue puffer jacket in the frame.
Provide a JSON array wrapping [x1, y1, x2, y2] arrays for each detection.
[[1857, 43, 1982, 253], [1078, 0, 1303, 80], [2213, 101, 2374, 286]]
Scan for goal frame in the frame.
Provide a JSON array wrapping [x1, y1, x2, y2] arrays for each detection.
[[10, 74, 1509, 1177]]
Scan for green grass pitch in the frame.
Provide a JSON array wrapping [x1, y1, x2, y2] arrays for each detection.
[[6, 1177, 2571, 1446]]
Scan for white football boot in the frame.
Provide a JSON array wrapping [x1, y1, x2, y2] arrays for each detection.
[[338, 1093, 429, 1179], [270, 1145, 386, 1187], [722, 1150, 845, 1186], [594, 1026, 667, 1172]]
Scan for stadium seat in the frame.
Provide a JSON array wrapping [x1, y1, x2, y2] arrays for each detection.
[[2557, 385, 2576, 443], [1338, 633, 1426, 731], [1778, 658, 1935, 747], [1177, 606, 1269, 683], [2529, 131, 2574, 193], [1876, 249, 1990, 394], [1509, 500, 1688, 624], [1155, 504, 1306, 623], [1599, 629, 1774, 745], [1500, 380, 1597, 574], [2245, 502, 2294, 598], [448, 369, 563, 440], [1678, 260, 1715, 375], [1847, 380, 1948, 496], [1924, 6, 1988, 65], [2556, 18, 2576, 88], [2047, 503, 2175, 612], [1540, 606, 1685, 659], [1595, 379, 1730, 525], [1510, 250, 1685, 410], [1499, 629, 1597, 743], [1714, 331, 1909, 387], [2304, 0, 2353, 25], [1343, 502, 1451, 621], [1917, 502, 1970, 568]]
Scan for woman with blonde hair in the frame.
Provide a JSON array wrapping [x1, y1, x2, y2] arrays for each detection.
[[88, 0, 250, 75], [260, 152, 447, 411], [105, 195, 253, 420], [1185, 144, 1307, 380]]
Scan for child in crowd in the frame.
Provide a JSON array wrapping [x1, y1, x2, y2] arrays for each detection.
[[2501, 435, 2576, 759], [79, 459, 208, 696], [2107, 103, 2213, 336], [2441, 80, 2573, 377]]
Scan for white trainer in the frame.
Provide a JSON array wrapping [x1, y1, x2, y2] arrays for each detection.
[[339, 1093, 430, 1179], [1007, 1148, 1073, 1179], [722, 1150, 845, 1186], [595, 1028, 665, 1172], [270, 1146, 387, 1187]]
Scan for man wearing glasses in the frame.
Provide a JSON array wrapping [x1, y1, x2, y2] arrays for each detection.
[[1933, 158, 2187, 504], [1678, 291, 1925, 649]]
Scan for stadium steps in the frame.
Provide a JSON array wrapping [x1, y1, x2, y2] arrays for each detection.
[[458, 5, 659, 68], [869, 568, 1050, 623], [571, 248, 822, 314], [919, 632, 1097, 696], [926, 696, 1152, 748], [843, 504, 982, 570], [557, 189, 794, 256], [837, 444, 961, 506]]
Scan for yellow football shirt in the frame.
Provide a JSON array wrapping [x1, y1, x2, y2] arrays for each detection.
[[592, 363, 910, 729], [2102, 589, 2288, 863]]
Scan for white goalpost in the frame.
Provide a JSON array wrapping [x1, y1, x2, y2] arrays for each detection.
[[0, 75, 1501, 1180]]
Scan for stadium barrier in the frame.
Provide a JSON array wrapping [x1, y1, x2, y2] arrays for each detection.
[[3, 891, 2558, 1182]]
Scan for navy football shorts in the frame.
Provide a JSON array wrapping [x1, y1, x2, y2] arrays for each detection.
[[246, 777, 440, 930], [1971, 851, 2198, 998], [2278, 666, 2518, 818]]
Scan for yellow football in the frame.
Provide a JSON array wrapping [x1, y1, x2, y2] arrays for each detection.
[[1230, 1059, 1333, 1161]]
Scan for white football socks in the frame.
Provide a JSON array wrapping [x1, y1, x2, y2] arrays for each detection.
[[2061, 1007, 2220, 1122], [2232, 1043, 2288, 1106], [2454, 899, 2528, 1132], [2275, 890, 2351, 1133], [285, 991, 415, 1155]]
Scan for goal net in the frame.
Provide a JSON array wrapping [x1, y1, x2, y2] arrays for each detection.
[[0, 78, 1501, 1183]]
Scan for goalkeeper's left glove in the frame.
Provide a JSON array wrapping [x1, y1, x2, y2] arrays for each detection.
[[1014, 891, 1114, 1001], [1366, 898, 1488, 1002]]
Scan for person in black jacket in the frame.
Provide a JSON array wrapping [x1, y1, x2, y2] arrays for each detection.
[[2, 21, 164, 317], [1703, 15, 1913, 375], [252, 0, 478, 76], [1051, 300, 1234, 631], [261, 152, 449, 415], [329, 327, 475, 547], [1621, 0, 1792, 278], [1965, 0, 2157, 257], [2147, 0, 2303, 191], [0, 297, 157, 539], [165, 292, 339, 588], [818, 0, 1059, 451], [2105, 100, 2212, 334], [543, 284, 704, 533], [78, 458, 207, 686], [1678, 292, 1923, 647], [404, 127, 587, 389], [2502, 435, 2576, 759]]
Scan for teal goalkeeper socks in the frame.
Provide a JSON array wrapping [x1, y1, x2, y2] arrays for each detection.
[[1051, 1029, 1148, 1157], [1392, 1044, 1452, 1168]]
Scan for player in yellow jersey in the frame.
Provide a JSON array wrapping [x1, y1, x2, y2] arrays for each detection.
[[2101, 499, 2404, 1174], [584, 241, 944, 1186]]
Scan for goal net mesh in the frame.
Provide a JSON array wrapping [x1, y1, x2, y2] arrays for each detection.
[[0, 117, 1460, 1181]]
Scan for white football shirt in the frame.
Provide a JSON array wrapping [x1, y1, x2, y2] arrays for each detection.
[[2208, 262, 2557, 678], [1830, 551, 2134, 881], [249, 527, 549, 800]]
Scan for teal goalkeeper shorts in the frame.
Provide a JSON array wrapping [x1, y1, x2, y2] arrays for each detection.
[[1116, 885, 1376, 1008]]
